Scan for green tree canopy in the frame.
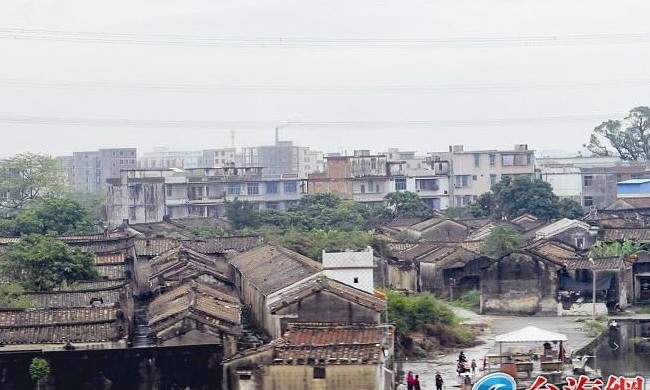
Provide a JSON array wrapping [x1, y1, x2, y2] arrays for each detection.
[[585, 106, 650, 161], [480, 225, 523, 259], [488, 176, 583, 220], [0, 196, 98, 236], [0, 234, 98, 291], [0, 282, 36, 308], [384, 191, 433, 219], [0, 153, 65, 214]]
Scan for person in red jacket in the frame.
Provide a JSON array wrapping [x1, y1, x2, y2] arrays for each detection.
[[406, 371, 415, 390]]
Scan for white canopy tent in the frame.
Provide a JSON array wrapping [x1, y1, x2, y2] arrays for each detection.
[[495, 325, 567, 360]]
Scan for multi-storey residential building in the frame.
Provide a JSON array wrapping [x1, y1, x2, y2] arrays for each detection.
[[58, 148, 137, 193], [537, 156, 648, 209], [138, 147, 203, 169], [308, 150, 451, 209], [105, 166, 306, 225], [202, 148, 237, 168], [240, 137, 322, 178], [430, 144, 536, 207]]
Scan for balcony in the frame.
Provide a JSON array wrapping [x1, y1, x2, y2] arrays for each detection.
[[353, 192, 386, 203]]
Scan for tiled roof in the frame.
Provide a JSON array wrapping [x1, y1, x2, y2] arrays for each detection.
[[148, 281, 241, 335], [563, 257, 627, 270], [148, 246, 232, 286], [27, 283, 131, 309], [409, 217, 446, 232], [282, 323, 383, 345], [182, 236, 263, 254], [268, 276, 385, 313], [511, 214, 539, 224], [69, 280, 124, 290], [96, 264, 126, 280], [0, 307, 122, 345], [135, 239, 179, 257], [609, 197, 650, 210], [526, 240, 582, 261], [602, 228, 650, 242], [460, 241, 482, 252], [385, 217, 425, 229], [229, 245, 322, 296], [393, 243, 442, 261], [71, 240, 134, 254], [94, 252, 125, 265], [387, 243, 418, 253], [271, 324, 385, 365], [458, 218, 492, 229], [434, 247, 481, 268], [128, 221, 195, 240], [535, 218, 591, 239]]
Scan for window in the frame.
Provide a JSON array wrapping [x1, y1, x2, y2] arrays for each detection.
[[583, 196, 594, 207], [284, 181, 298, 193], [473, 153, 480, 167], [395, 178, 407, 191], [526, 154, 532, 165], [247, 182, 260, 195], [166, 187, 172, 197], [454, 175, 470, 188], [490, 174, 497, 186], [313, 367, 326, 379], [583, 175, 593, 187], [501, 154, 528, 166], [489, 153, 496, 166], [360, 184, 366, 193], [238, 374, 251, 381], [575, 237, 585, 249], [416, 179, 438, 191], [227, 183, 241, 195], [370, 158, 377, 170], [266, 182, 278, 194], [353, 277, 359, 284], [266, 202, 279, 210], [472, 175, 478, 181], [128, 207, 136, 220]]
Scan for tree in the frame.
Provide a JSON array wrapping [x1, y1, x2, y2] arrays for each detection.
[[585, 106, 650, 161], [384, 191, 433, 218], [492, 176, 561, 219], [480, 225, 522, 258], [0, 234, 98, 291], [224, 198, 260, 230], [0, 153, 65, 214], [557, 198, 584, 219], [0, 282, 36, 308]]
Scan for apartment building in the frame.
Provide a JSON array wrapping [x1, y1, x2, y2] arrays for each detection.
[[308, 150, 451, 209], [57, 148, 137, 193], [138, 147, 203, 169], [105, 166, 306, 225], [430, 144, 536, 207]]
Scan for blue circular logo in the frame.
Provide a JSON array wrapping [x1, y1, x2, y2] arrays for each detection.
[[472, 373, 517, 390]]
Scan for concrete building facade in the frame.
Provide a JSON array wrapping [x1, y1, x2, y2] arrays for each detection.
[[105, 167, 306, 225], [429, 144, 536, 207], [322, 247, 375, 294], [58, 148, 137, 193]]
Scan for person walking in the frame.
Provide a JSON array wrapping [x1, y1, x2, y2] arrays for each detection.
[[407, 371, 415, 390], [414, 375, 421, 390], [471, 359, 477, 376], [435, 372, 444, 390]]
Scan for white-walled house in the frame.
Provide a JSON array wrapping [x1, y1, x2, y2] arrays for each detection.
[[322, 247, 375, 293]]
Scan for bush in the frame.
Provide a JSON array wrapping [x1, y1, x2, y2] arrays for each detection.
[[29, 357, 50, 381], [450, 289, 481, 312]]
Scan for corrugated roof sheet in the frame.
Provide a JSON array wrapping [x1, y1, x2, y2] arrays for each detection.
[[229, 245, 322, 295]]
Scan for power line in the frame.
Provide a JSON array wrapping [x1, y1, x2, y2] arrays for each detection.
[[1, 79, 650, 93], [0, 114, 617, 129], [1, 28, 650, 48]]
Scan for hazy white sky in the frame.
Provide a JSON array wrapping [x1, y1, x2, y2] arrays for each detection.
[[0, 0, 649, 157]]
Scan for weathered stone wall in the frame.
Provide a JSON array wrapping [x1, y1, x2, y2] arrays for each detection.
[[263, 365, 380, 390], [481, 253, 558, 315], [386, 261, 418, 292], [274, 290, 381, 338]]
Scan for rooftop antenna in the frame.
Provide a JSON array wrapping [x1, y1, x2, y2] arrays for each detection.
[[230, 130, 235, 149]]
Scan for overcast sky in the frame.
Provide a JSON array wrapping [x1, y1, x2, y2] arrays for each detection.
[[0, 0, 649, 158]]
